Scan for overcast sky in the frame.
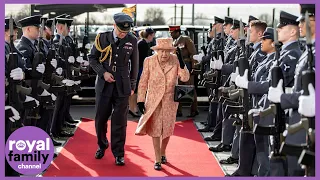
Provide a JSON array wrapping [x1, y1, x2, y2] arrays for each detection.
[[5, 4, 300, 24]]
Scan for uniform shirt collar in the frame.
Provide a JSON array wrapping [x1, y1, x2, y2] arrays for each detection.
[[113, 30, 118, 42], [253, 42, 261, 50], [281, 40, 297, 50], [266, 52, 275, 59]]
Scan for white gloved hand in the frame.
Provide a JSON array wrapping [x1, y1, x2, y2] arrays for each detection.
[[298, 83, 315, 117], [5, 106, 20, 122], [76, 56, 84, 63], [85, 43, 91, 49], [68, 56, 75, 63], [51, 59, 57, 68], [51, 93, 57, 101], [230, 67, 239, 83], [193, 53, 204, 63], [268, 79, 284, 103], [74, 80, 81, 85], [56, 67, 63, 75], [10, 67, 24, 80], [214, 55, 223, 70], [40, 89, 51, 96], [210, 56, 216, 69], [83, 60, 89, 66], [25, 96, 40, 106], [235, 69, 249, 89], [36, 64, 45, 74], [62, 79, 75, 87], [248, 108, 262, 117]]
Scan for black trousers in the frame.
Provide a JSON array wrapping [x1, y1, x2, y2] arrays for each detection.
[[51, 92, 67, 135], [95, 87, 129, 157], [212, 102, 223, 137], [37, 107, 53, 135]]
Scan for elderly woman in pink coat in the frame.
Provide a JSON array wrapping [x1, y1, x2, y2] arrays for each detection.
[[135, 38, 190, 170]]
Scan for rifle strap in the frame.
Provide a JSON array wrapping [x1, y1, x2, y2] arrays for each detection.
[[95, 33, 112, 64]]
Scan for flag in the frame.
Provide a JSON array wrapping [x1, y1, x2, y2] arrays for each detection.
[[122, 5, 136, 19]]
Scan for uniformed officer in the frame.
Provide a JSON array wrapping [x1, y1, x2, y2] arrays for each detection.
[[88, 12, 138, 166], [223, 17, 235, 54], [169, 25, 198, 117], [16, 15, 56, 127], [193, 16, 225, 135], [267, 5, 315, 176], [51, 17, 76, 138]]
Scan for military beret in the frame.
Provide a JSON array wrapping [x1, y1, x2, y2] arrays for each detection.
[[296, 4, 315, 21], [169, 25, 181, 32], [261, 27, 274, 41], [5, 18, 19, 30], [17, 15, 42, 28], [56, 18, 73, 27], [214, 16, 224, 25], [223, 17, 233, 25], [114, 12, 133, 32], [277, 11, 299, 28]]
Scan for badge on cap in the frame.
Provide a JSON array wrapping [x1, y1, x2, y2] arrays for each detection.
[[124, 23, 129, 28]]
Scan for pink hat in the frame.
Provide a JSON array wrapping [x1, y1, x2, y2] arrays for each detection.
[[151, 38, 176, 51]]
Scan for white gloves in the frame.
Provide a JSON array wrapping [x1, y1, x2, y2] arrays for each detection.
[[51, 93, 57, 101], [36, 64, 45, 74], [10, 67, 24, 80], [193, 53, 204, 63], [62, 79, 75, 86], [230, 67, 239, 84], [268, 79, 284, 103], [56, 67, 63, 75], [5, 106, 20, 122], [68, 56, 75, 63], [51, 59, 57, 68], [298, 83, 315, 117], [85, 43, 91, 49], [25, 95, 40, 106], [74, 80, 81, 85], [214, 55, 223, 70], [83, 60, 89, 66], [76, 56, 84, 63], [248, 107, 263, 117], [40, 89, 51, 96], [210, 58, 215, 69], [235, 69, 249, 89]]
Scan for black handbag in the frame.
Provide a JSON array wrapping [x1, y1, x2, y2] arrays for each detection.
[[174, 85, 195, 102]]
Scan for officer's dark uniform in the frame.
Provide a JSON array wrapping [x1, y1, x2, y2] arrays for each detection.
[[88, 12, 138, 165], [51, 17, 75, 138]]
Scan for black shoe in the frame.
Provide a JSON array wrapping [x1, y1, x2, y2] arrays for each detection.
[[176, 112, 183, 117], [129, 110, 141, 118], [204, 135, 221, 141], [187, 111, 199, 118], [161, 156, 167, 164], [225, 171, 241, 177], [200, 122, 208, 125], [51, 133, 60, 139], [220, 156, 239, 164], [66, 119, 79, 124], [198, 125, 213, 132], [209, 143, 231, 152], [115, 156, 125, 166], [154, 162, 162, 170], [95, 147, 107, 159], [64, 122, 76, 128], [59, 131, 74, 137], [52, 138, 62, 146]]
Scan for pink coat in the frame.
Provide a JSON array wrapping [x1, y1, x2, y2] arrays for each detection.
[[135, 54, 190, 139]]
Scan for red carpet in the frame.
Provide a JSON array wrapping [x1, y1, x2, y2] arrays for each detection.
[[44, 119, 224, 177]]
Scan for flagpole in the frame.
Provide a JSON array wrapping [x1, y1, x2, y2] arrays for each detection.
[[134, 4, 137, 26]]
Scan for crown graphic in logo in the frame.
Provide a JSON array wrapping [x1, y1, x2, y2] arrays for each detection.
[[17, 142, 25, 148]]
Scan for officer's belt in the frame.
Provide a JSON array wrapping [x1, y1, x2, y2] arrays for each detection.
[[110, 65, 129, 73], [183, 58, 192, 62]]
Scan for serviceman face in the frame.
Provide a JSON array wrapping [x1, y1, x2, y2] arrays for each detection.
[[299, 16, 315, 38], [170, 30, 180, 39], [261, 38, 274, 53], [24, 26, 39, 40], [114, 24, 128, 39], [157, 49, 171, 61], [56, 24, 68, 36], [250, 26, 263, 43], [277, 25, 299, 43], [215, 23, 223, 33], [223, 24, 232, 35], [231, 28, 239, 40], [5, 28, 18, 41]]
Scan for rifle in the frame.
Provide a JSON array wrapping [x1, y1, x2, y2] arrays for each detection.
[[201, 26, 207, 56], [255, 22, 287, 166]]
